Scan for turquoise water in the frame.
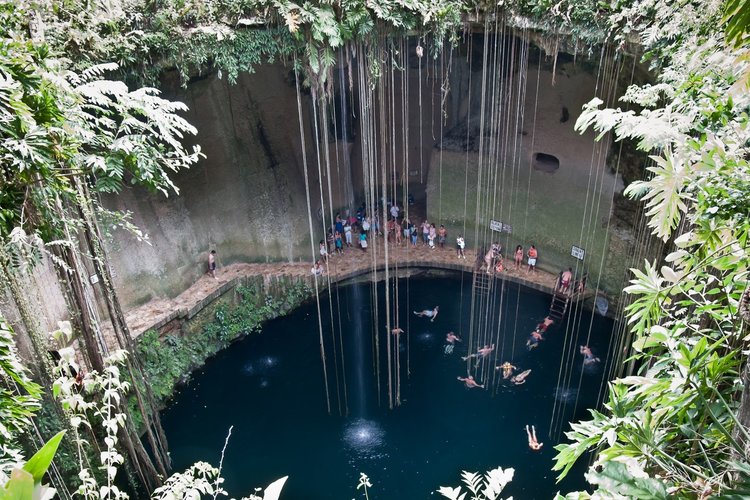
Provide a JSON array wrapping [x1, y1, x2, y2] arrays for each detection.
[[162, 273, 614, 499]]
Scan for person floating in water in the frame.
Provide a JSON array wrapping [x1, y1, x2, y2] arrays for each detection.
[[537, 316, 554, 331], [413, 306, 439, 322], [462, 344, 495, 361], [495, 361, 517, 379], [526, 330, 544, 350], [444, 332, 461, 354], [526, 425, 543, 451], [391, 327, 404, 336], [511, 369, 531, 385], [457, 375, 484, 389], [580, 345, 601, 365]]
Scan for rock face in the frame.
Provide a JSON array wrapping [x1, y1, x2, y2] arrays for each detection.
[[104, 35, 635, 308], [106, 64, 344, 305], [426, 40, 632, 294]]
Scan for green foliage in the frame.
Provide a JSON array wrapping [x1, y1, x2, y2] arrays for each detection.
[[558, 0, 750, 496], [21, 431, 64, 485], [0, 1, 202, 271], [20, 0, 611, 91], [136, 281, 311, 403], [0, 431, 65, 500], [724, 0, 750, 48], [0, 317, 41, 478]]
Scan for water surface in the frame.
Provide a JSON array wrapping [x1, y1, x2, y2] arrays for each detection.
[[162, 273, 613, 499]]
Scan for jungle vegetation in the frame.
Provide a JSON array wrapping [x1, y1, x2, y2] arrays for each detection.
[[1, 0, 749, 498]]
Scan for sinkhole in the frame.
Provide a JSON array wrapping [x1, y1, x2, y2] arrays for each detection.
[[162, 272, 613, 498]]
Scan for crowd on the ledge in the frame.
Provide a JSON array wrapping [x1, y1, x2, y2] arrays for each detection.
[[302, 201, 589, 297], [204, 200, 590, 298]]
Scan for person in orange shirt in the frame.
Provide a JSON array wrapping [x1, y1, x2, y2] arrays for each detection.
[[527, 245, 538, 273]]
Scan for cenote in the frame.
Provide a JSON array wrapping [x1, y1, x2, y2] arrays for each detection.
[[163, 272, 614, 499]]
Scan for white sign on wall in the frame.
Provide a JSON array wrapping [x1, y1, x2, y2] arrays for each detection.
[[489, 220, 513, 234], [571, 245, 585, 261]]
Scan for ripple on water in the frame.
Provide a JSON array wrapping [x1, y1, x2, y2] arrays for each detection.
[[242, 355, 280, 388], [554, 385, 578, 404], [242, 355, 280, 376], [416, 332, 435, 346], [342, 418, 386, 460]]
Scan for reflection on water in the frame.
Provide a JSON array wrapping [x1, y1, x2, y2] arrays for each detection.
[[164, 276, 615, 499], [343, 418, 386, 460], [242, 355, 280, 376], [554, 385, 578, 404], [416, 332, 435, 345]]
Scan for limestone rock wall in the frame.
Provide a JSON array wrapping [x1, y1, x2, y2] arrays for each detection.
[[426, 46, 630, 294], [105, 36, 636, 308], [106, 65, 348, 306]]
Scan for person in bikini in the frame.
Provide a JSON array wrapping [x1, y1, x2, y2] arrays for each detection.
[[514, 245, 524, 270]]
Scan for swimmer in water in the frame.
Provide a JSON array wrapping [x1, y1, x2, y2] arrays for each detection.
[[580, 345, 600, 365], [462, 344, 495, 361], [536, 316, 554, 332], [511, 369, 531, 385], [526, 425, 543, 451], [457, 375, 484, 389], [526, 330, 544, 350], [391, 327, 404, 336], [446, 332, 461, 344], [495, 361, 517, 379], [413, 306, 439, 322]]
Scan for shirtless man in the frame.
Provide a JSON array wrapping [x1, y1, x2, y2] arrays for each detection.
[[391, 327, 404, 336], [462, 344, 495, 361], [526, 425, 543, 451], [580, 345, 601, 365], [208, 250, 217, 279], [561, 267, 573, 293], [446, 332, 461, 344], [413, 306, 439, 322], [496, 361, 517, 379], [511, 369, 531, 385], [527, 245, 538, 273], [484, 247, 495, 274], [457, 375, 484, 389]]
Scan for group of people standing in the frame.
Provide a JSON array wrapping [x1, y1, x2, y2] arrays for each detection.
[[482, 243, 539, 275]]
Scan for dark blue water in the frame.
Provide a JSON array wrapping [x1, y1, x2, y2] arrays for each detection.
[[162, 273, 613, 499]]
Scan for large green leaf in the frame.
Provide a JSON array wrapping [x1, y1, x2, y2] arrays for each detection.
[[585, 462, 668, 499], [22, 431, 65, 484], [0, 469, 34, 500]]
